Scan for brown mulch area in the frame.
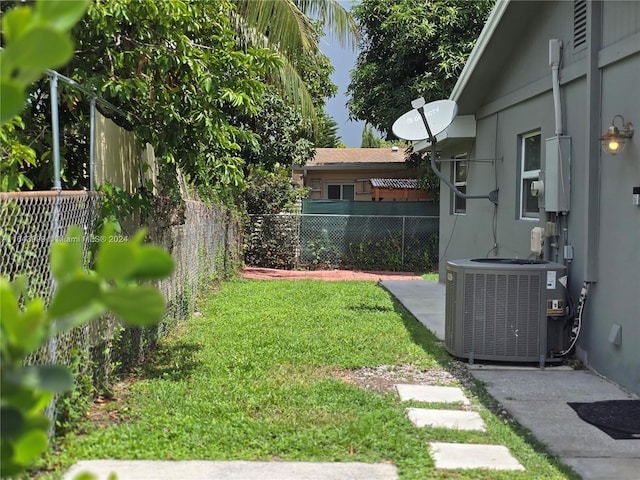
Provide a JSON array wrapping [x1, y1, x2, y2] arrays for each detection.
[[240, 267, 423, 281]]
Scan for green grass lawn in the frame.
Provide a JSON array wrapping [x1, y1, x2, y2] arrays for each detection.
[[46, 279, 578, 479]]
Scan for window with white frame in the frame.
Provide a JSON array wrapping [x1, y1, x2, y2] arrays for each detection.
[[520, 131, 541, 219], [451, 154, 468, 214], [327, 183, 355, 200]]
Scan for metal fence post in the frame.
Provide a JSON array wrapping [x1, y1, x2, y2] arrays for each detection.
[[49, 72, 62, 191], [47, 74, 62, 433], [401, 216, 406, 268], [89, 96, 96, 191]]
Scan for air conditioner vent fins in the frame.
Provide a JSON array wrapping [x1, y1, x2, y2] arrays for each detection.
[[445, 259, 568, 365]]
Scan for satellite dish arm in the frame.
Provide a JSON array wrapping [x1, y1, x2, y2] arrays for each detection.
[[416, 106, 498, 205]]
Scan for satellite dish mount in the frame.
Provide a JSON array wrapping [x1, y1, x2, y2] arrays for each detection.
[[395, 97, 498, 205]]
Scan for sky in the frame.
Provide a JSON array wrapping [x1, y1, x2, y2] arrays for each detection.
[[319, 2, 365, 148]]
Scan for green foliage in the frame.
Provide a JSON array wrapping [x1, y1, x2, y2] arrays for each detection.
[[344, 232, 439, 273], [3, 0, 347, 206], [54, 349, 95, 438], [244, 215, 300, 269], [347, 0, 493, 137], [234, 89, 315, 173], [232, 0, 357, 126], [360, 124, 383, 148], [314, 113, 342, 148], [4, 0, 271, 196], [361, 124, 409, 149], [243, 165, 306, 215], [243, 166, 308, 269], [96, 182, 153, 234], [0, 0, 89, 124], [0, 226, 174, 478], [0, 117, 37, 191], [305, 235, 342, 268]]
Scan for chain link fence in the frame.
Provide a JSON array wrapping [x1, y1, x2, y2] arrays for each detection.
[[0, 191, 240, 435], [245, 213, 439, 272]]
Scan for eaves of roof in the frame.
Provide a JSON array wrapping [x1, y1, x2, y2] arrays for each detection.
[[450, 0, 510, 106], [449, 0, 542, 115], [293, 163, 408, 171]]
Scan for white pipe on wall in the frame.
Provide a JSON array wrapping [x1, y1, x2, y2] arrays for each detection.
[[549, 39, 563, 135]]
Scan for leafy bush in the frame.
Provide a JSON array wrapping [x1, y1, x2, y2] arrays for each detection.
[[0, 226, 173, 477], [244, 215, 299, 269]]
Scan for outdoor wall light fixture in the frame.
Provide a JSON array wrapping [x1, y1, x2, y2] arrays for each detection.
[[600, 115, 634, 155]]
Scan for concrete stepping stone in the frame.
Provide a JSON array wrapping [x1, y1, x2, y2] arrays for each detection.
[[63, 460, 399, 480], [395, 384, 470, 405], [429, 442, 525, 471], [407, 407, 486, 431]]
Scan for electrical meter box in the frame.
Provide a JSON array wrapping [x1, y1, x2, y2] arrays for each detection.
[[543, 136, 571, 212]]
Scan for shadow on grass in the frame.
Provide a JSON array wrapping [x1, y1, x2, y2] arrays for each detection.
[[139, 341, 204, 381], [387, 294, 582, 480]]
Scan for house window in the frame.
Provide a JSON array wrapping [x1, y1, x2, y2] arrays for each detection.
[[327, 183, 355, 200], [451, 154, 468, 214], [520, 131, 541, 219]]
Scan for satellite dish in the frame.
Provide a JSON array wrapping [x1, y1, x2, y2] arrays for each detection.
[[392, 99, 458, 141]]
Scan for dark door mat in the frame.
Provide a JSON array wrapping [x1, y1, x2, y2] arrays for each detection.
[[568, 400, 640, 439]]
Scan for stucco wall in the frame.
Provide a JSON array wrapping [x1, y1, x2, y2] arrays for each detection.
[[438, 1, 639, 393], [585, 50, 640, 393], [438, 94, 564, 267], [302, 167, 417, 201]]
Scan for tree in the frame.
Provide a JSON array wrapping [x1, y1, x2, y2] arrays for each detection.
[[243, 164, 306, 215], [361, 124, 382, 148], [347, 0, 493, 138], [8, 0, 276, 198], [233, 87, 315, 173], [315, 113, 342, 148], [232, 20, 338, 172], [6, 1, 349, 202], [232, 0, 359, 126]]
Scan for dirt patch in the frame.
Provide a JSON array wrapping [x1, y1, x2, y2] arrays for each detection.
[[241, 267, 423, 281], [332, 364, 457, 395], [85, 380, 135, 429]]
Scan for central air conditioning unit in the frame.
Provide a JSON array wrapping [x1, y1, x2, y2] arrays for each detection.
[[445, 258, 568, 367]]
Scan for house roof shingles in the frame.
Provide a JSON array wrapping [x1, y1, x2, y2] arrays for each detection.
[[309, 148, 406, 165]]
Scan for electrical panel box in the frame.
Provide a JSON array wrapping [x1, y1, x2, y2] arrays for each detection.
[[544, 136, 571, 212]]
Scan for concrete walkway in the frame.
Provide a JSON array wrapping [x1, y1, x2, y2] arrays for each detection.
[[380, 279, 640, 480], [397, 383, 522, 470], [64, 460, 398, 480]]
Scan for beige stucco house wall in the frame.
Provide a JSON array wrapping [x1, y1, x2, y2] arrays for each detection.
[[292, 148, 424, 201]]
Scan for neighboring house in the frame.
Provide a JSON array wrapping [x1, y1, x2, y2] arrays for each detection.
[[424, 0, 638, 393], [292, 147, 427, 201]]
